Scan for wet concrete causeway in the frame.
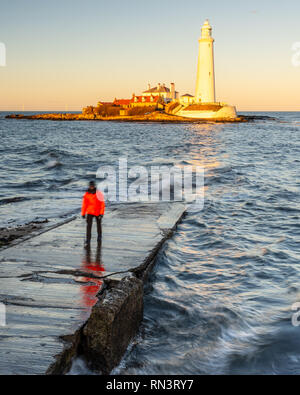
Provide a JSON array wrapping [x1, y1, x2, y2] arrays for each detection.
[[0, 203, 185, 374]]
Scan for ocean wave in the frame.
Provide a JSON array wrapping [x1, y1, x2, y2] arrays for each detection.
[[45, 160, 63, 169]]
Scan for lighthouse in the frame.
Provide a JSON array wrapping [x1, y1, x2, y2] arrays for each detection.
[[195, 20, 216, 103], [176, 20, 237, 120]]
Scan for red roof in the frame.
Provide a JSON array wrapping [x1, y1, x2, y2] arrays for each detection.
[[113, 99, 132, 106], [114, 95, 160, 106], [131, 95, 160, 104]]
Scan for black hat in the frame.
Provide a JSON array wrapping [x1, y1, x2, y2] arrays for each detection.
[[89, 181, 96, 187]]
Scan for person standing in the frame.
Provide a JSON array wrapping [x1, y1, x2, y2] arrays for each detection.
[[81, 181, 105, 248]]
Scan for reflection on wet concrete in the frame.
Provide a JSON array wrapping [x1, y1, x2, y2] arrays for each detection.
[[80, 242, 105, 310]]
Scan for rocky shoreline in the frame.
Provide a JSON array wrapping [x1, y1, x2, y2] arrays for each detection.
[[0, 219, 49, 249], [5, 112, 274, 123]]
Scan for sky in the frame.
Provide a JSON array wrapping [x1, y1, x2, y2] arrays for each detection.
[[0, 0, 299, 111]]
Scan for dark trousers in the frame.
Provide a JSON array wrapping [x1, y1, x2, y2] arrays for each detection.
[[86, 214, 102, 243]]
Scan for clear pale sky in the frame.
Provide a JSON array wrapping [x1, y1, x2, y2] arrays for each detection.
[[0, 0, 299, 111]]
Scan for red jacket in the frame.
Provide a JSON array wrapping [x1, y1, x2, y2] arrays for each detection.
[[82, 190, 105, 217]]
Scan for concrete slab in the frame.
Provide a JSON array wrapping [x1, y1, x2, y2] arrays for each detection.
[[0, 202, 185, 374]]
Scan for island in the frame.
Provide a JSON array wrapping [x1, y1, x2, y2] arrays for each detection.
[[5, 21, 274, 124]]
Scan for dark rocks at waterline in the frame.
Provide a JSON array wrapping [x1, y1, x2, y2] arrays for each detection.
[[0, 219, 49, 248], [4, 112, 264, 123]]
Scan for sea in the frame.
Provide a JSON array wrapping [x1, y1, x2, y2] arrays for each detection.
[[1, 111, 300, 375]]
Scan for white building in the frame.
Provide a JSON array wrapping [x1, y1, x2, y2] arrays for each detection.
[[180, 94, 195, 105], [142, 83, 179, 102]]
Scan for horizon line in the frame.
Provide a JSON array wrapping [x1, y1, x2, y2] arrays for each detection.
[[1, 109, 300, 113]]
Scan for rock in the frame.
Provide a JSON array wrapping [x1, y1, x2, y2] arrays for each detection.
[[82, 276, 144, 374], [5, 112, 254, 123]]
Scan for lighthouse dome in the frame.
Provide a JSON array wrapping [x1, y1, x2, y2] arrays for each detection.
[[201, 19, 213, 39]]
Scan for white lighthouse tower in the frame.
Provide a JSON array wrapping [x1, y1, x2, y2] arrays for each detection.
[[175, 20, 237, 120], [195, 20, 216, 103]]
